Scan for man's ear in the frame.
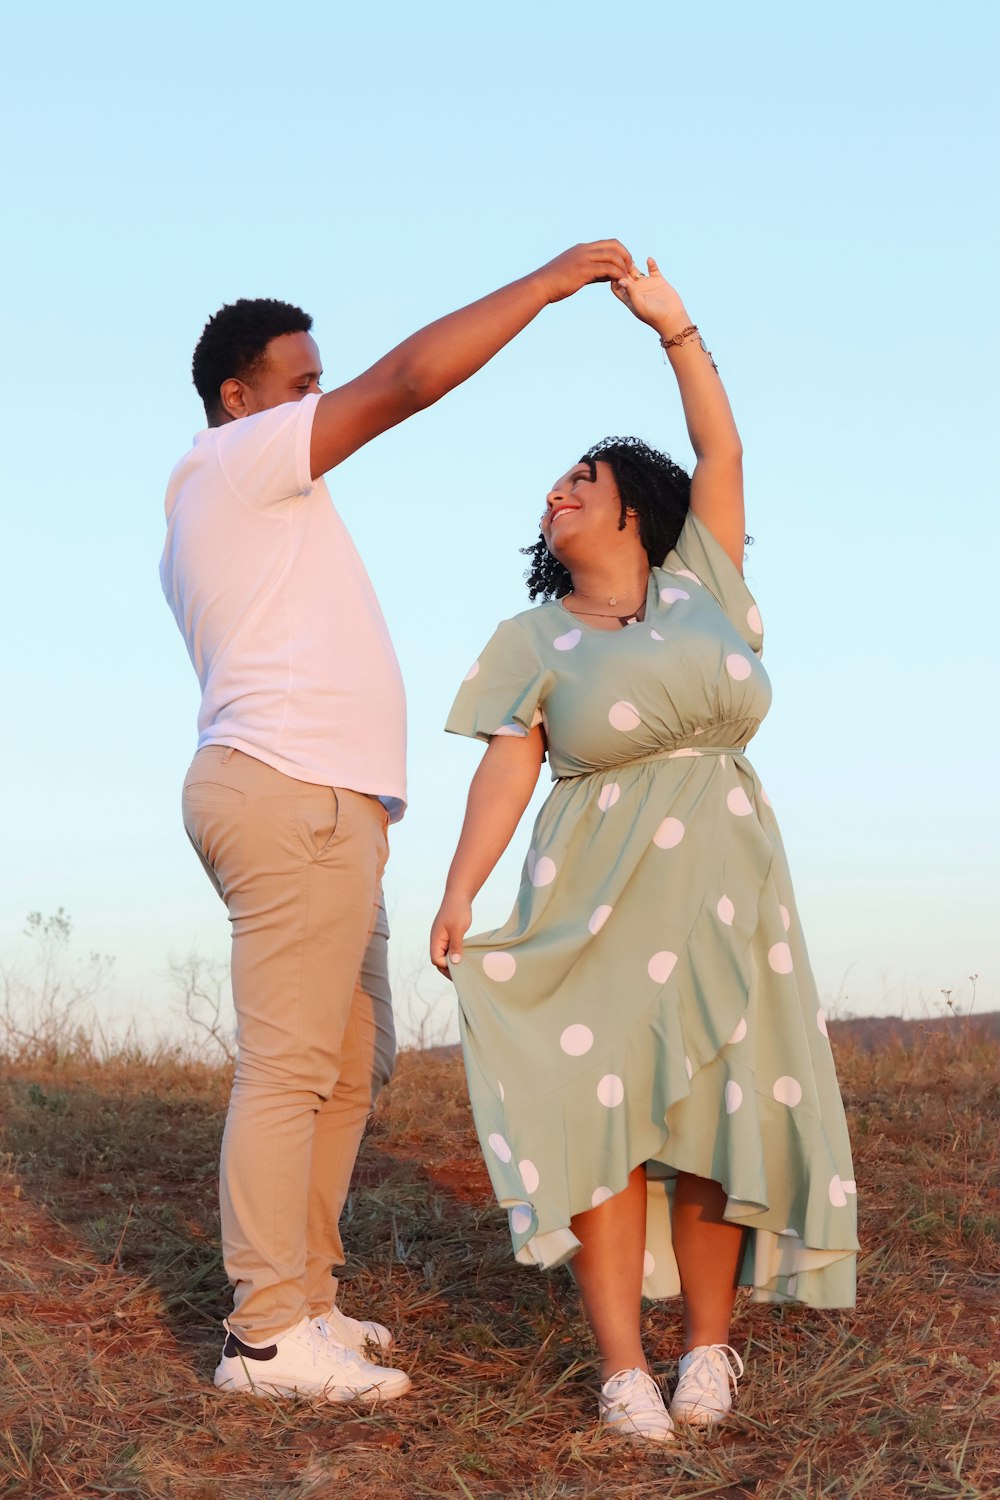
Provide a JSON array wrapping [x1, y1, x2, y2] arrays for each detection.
[[219, 377, 250, 419]]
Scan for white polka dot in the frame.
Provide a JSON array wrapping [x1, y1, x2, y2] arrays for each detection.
[[726, 653, 752, 681], [668, 747, 702, 758], [768, 942, 794, 974], [685, 1056, 694, 1079], [728, 1017, 747, 1045], [642, 1250, 655, 1277], [647, 950, 678, 985], [483, 951, 516, 982], [560, 1024, 594, 1056], [725, 1081, 743, 1114], [591, 1186, 614, 1208], [498, 1079, 505, 1101], [554, 628, 582, 651], [608, 701, 641, 732], [488, 1133, 512, 1164], [464, 660, 480, 681], [598, 783, 621, 811], [674, 569, 701, 584], [510, 1204, 532, 1235], [779, 905, 791, 932], [761, 788, 772, 807], [817, 1008, 829, 1037], [843, 1179, 857, 1195], [597, 1074, 625, 1108], [660, 587, 690, 605], [650, 629, 664, 641], [829, 1175, 848, 1208], [588, 904, 613, 935], [493, 723, 527, 737], [531, 856, 557, 887], [727, 787, 753, 817], [717, 895, 735, 926], [773, 1076, 803, 1107], [518, 1159, 540, 1194], [746, 605, 763, 635], [653, 816, 685, 849]]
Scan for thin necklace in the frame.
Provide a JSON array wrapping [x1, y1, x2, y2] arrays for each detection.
[[564, 599, 646, 627]]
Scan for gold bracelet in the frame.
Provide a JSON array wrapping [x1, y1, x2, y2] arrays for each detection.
[[659, 325, 719, 373]]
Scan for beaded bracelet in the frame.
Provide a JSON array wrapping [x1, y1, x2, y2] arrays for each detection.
[[659, 325, 719, 372]]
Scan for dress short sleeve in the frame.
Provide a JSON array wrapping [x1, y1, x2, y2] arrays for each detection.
[[446, 617, 550, 743], [664, 510, 764, 655]]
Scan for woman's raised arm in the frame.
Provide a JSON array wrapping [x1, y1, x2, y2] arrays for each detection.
[[613, 259, 745, 571]]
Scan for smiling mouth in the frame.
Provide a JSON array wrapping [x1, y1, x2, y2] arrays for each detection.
[[548, 505, 579, 524]]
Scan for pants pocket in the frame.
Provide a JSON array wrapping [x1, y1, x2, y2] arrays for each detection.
[[297, 786, 341, 860]]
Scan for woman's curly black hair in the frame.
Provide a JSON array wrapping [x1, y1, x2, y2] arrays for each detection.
[[522, 436, 692, 600]]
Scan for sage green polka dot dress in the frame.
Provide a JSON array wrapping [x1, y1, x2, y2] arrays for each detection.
[[446, 511, 857, 1308]]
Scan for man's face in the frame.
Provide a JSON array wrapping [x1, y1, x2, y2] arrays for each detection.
[[220, 331, 323, 420]]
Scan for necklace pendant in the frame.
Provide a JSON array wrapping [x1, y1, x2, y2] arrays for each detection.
[[608, 595, 617, 606]]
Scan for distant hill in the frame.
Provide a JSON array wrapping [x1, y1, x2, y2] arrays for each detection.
[[830, 1011, 1000, 1051]]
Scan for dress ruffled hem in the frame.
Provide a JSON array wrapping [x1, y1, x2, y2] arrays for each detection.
[[511, 1190, 856, 1310]]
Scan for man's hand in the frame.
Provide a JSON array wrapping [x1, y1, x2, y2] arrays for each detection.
[[536, 240, 635, 303]]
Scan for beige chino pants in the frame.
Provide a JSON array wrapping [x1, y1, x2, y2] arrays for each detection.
[[182, 746, 394, 1342]]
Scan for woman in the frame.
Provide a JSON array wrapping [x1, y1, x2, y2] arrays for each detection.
[[430, 260, 857, 1444]]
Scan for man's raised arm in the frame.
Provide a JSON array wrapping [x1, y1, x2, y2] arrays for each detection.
[[309, 240, 632, 479]]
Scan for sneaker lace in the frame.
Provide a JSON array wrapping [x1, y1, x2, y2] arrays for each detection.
[[604, 1368, 664, 1415], [307, 1318, 354, 1369], [683, 1344, 744, 1399]]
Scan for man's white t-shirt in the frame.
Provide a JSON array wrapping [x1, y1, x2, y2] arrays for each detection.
[[160, 394, 407, 821]]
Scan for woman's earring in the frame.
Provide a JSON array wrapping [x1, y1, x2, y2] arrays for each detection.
[[625, 507, 637, 516]]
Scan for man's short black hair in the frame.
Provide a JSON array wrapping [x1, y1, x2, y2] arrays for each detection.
[[191, 298, 313, 418]]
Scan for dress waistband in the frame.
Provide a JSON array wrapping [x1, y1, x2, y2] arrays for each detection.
[[557, 744, 747, 781]]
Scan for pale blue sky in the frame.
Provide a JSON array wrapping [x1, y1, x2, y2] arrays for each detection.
[[2, 1, 997, 1036]]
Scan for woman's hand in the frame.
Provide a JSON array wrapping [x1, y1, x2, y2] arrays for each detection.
[[431, 729, 545, 979], [612, 256, 691, 338], [430, 891, 473, 978]]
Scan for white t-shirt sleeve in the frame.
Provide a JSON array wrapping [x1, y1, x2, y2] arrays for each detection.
[[214, 394, 318, 509]]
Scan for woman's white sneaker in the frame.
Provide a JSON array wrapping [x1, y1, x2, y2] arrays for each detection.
[[312, 1303, 394, 1356], [598, 1367, 675, 1444], [213, 1316, 411, 1403], [670, 1344, 744, 1427]]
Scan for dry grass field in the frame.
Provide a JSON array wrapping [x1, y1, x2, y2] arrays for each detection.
[[1, 1001, 998, 1499]]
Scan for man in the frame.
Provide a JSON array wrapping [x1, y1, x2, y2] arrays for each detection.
[[160, 241, 632, 1402]]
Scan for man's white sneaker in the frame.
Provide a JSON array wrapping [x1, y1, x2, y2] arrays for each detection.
[[598, 1367, 675, 1444], [670, 1344, 744, 1428], [313, 1303, 394, 1357], [213, 1316, 411, 1403]]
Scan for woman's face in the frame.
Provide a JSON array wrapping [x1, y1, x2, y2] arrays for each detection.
[[540, 459, 637, 566]]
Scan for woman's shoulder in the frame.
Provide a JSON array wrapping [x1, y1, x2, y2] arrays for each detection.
[[495, 600, 562, 636]]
